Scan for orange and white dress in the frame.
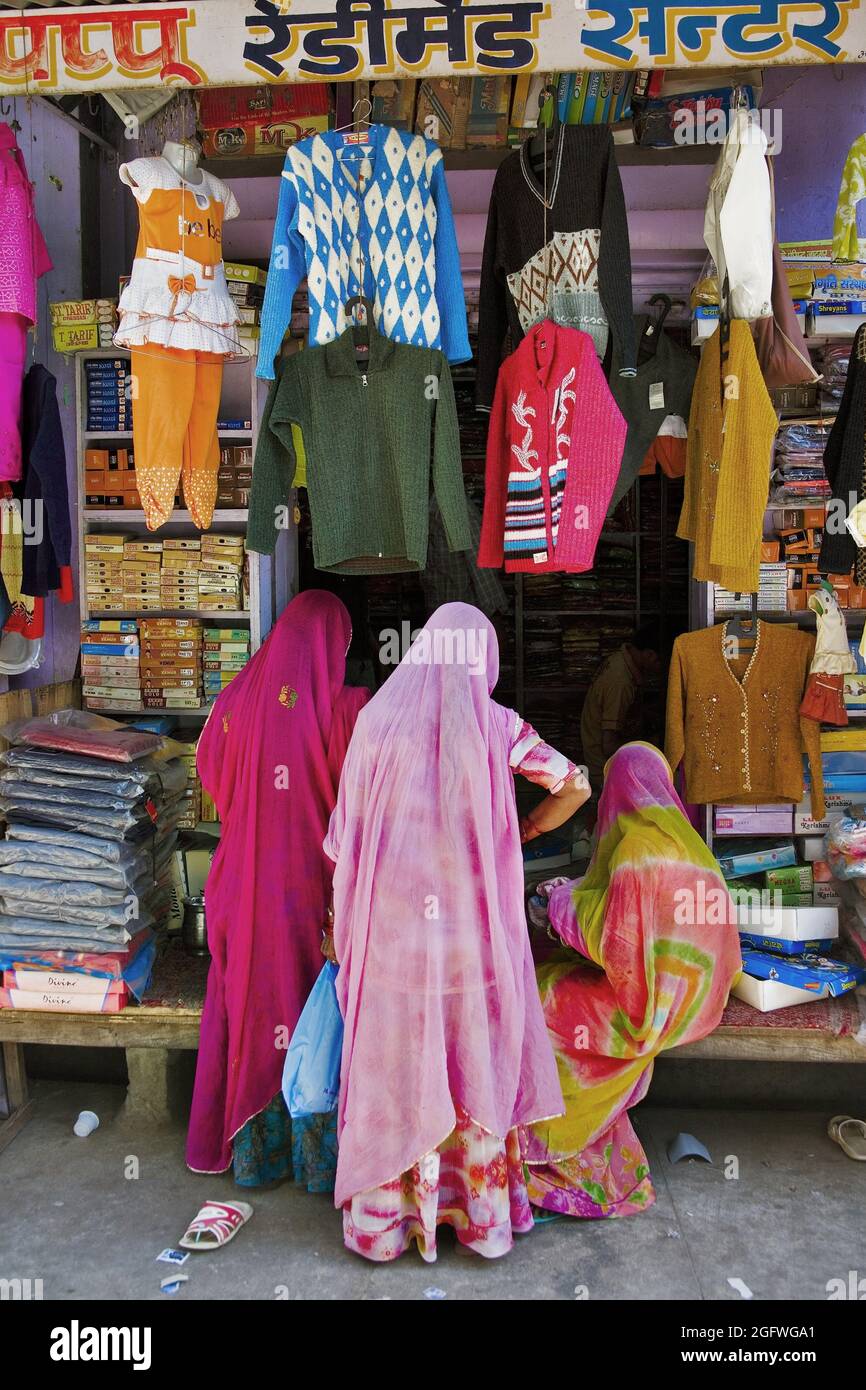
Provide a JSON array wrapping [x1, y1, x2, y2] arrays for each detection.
[[116, 158, 241, 355]]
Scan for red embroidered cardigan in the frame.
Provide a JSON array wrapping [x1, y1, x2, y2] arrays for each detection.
[[477, 321, 626, 574]]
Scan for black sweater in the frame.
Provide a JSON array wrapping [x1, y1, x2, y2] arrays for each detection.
[[819, 325, 866, 578], [475, 125, 636, 410]]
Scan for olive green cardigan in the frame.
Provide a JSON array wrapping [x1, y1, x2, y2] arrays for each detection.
[[247, 325, 471, 573]]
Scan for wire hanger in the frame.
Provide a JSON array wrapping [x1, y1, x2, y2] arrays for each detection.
[[333, 96, 373, 161]]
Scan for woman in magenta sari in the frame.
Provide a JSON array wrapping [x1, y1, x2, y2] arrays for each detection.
[[325, 602, 590, 1262], [187, 590, 369, 1187], [522, 742, 741, 1217]]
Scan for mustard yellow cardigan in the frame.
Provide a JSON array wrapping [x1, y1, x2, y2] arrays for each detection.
[[665, 621, 825, 820], [678, 321, 778, 595]]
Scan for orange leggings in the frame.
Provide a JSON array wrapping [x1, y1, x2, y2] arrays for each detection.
[[130, 345, 223, 530]]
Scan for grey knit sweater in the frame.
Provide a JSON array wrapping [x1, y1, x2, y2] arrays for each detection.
[[476, 125, 636, 410], [248, 325, 471, 573]]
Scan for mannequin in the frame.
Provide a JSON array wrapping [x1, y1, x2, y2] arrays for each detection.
[[161, 138, 204, 186], [115, 144, 241, 530]]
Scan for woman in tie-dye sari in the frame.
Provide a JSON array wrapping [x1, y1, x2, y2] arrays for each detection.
[[522, 742, 741, 1218]]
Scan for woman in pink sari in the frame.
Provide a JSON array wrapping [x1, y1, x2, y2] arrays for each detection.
[[187, 590, 369, 1187], [325, 601, 590, 1262]]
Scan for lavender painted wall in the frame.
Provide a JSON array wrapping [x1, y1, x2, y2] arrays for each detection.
[[762, 64, 866, 243]]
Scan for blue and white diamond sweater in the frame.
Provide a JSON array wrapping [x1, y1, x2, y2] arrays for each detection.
[[257, 125, 471, 378]]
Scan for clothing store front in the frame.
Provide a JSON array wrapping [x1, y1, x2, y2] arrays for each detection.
[[1, 0, 866, 1304]]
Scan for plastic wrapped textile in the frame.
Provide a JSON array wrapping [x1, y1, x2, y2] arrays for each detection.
[[4, 822, 149, 861], [0, 800, 183, 840], [0, 769, 153, 801], [0, 870, 148, 910], [776, 422, 833, 454], [0, 924, 152, 971], [0, 775, 165, 815], [0, 840, 172, 890], [0, 794, 156, 837], [826, 815, 866, 879], [0, 886, 149, 929], [0, 913, 134, 945], [2, 747, 188, 798], [0, 709, 162, 762], [822, 345, 851, 398]]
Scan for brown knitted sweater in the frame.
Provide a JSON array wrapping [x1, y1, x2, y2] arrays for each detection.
[[665, 621, 825, 819]]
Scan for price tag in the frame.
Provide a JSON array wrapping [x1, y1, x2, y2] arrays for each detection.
[[649, 381, 665, 411]]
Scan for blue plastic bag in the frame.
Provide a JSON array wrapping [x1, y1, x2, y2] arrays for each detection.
[[282, 962, 343, 1118]]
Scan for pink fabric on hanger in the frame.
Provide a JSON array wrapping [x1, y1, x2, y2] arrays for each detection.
[[0, 313, 27, 482], [0, 123, 52, 326], [187, 590, 370, 1174], [0, 124, 52, 482], [325, 601, 563, 1210]]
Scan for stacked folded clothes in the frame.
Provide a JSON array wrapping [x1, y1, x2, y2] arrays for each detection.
[[0, 711, 184, 1010], [770, 421, 833, 504], [821, 344, 850, 402]]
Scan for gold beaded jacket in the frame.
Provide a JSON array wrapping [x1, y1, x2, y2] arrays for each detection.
[[665, 621, 825, 820]]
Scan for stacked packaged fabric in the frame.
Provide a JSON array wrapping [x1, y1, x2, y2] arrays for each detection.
[[820, 343, 850, 404], [770, 421, 833, 504], [0, 711, 185, 1011]]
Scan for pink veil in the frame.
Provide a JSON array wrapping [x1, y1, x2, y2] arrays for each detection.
[[187, 589, 369, 1173], [325, 602, 563, 1207]]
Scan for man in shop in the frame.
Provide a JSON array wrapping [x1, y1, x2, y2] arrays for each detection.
[[579, 623, 662, 821]]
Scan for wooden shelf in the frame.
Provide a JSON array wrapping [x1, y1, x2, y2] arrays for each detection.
[[84, 430, 252, 440], [714, 608, 866, 626], [202, 140, 718, 182], [84, 509, 248, 525], [86, 609, 250, 621]]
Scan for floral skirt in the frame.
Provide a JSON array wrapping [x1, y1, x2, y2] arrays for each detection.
[[522, 1112, 655, 1219], [343, 1104, 534, 1263], [232, 1094, 337, 1192]]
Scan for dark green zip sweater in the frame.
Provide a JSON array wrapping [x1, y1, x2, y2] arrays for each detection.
[[247, 325, 471, 573]]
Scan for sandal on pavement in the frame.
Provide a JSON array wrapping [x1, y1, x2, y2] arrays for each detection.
[[179, 1200, 253, 1250], [827, 1115, 866, 1161]]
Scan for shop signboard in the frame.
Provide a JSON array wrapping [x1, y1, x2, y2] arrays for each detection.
[[0, 0, 862, 96]]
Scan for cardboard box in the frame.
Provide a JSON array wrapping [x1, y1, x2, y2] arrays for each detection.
[[223, 262, 268, 287], [415, 77, 471, 148], [738, 932, 836, 955], [796, 835, 827, 861], [766, 865, 814, 891], [734, 903, 839, 940], [198, 85, 330, 160], [714, 808, 794, 836], [733, 972, 832, 1011], [794, 793, 861, 834], [718, 843, 798, 879]]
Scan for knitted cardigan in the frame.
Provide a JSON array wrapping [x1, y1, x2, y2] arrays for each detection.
[[478, 321, 626, 574], [257, 125, 470, 378], [819, 324, 866, 578], [476, 126, 636, 411], [677, 321, 777, 594], [666, 622, 825, 819], [248, 325, 471, 574]]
